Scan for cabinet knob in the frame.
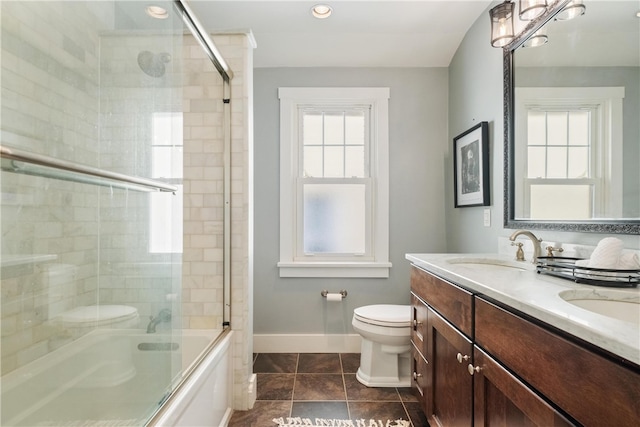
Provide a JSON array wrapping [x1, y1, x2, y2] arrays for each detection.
[[413, 371, 423, 381], [456, 353, 470, 364], [468, 364, 481, 376], [413, 319, 423, 327]]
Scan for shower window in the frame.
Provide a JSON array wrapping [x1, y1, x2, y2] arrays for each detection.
[[150, 112, 183, 254], [278, 87, 391, 278]]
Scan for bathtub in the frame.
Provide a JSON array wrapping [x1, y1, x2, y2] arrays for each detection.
[[1, 329, 233, 427]]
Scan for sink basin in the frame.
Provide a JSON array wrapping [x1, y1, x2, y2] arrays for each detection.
[[446, 257, 530, 271], [559, 290, 640, 324]]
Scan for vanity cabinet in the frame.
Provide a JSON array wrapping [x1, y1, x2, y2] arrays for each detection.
[[411, 265, 474, 426], [410, 264, 640, 427]]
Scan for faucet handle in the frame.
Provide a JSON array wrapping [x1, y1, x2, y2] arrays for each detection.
[[511, 242, 525, 261], [546, 246, 564, 257]]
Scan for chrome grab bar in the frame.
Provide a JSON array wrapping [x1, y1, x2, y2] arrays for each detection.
[[1, 145, 177, 193]]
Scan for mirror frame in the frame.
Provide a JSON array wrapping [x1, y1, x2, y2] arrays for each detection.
[[503, 0, 640, 235]]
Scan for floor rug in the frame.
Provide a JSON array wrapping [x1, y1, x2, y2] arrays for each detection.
[[272, 417, 411, 427]]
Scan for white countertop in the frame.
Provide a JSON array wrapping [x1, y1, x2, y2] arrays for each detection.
[[406, 253, 640, 366]]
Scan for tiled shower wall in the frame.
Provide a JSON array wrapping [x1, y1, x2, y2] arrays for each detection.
[[182, 32, 255, 410], [0, 1, 107, 374]]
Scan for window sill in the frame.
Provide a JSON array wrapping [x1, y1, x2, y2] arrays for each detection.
[[277, 261, 392, 278]]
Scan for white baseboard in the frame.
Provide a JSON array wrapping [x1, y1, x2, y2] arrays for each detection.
[[253, 334, 362, 353]]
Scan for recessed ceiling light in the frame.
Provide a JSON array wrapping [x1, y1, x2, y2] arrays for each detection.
[[146, 5, 169, 19], [636, 10, 640, 18], [311, 4, 333, 19]]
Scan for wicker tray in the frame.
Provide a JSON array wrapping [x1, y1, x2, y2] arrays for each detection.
[[536, 257, 640, 288]]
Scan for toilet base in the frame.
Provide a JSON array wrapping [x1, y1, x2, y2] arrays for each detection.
[[355, 339, 411, 388], [355, 366, 411, 388]]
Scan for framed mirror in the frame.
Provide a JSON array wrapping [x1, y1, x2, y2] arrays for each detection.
[[504, 0, 639, 234]]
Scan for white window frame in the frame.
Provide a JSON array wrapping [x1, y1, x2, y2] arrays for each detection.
[[278, 87, 391, 278], [515, 87, 624, 219]]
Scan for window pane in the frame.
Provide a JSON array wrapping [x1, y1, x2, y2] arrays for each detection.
[[568, 147, 589, 178], [152, 146, 183, 179], [530, 184, 591, 219], [547, 147, 567, 178], [324, 112, 344, 145], [547, 111, 567, 146], [345, 111, 365, 145], [527, 111, 546, 145], [528, 147, 546, 178], [324, 146, 344, 177], [568, 111, 589, 146], [152, 112, 182, 146], [303, 113, 323, 146], [150, 185, 183, 252], [303, 146, 323, 177], [345, 146, 365, 177], [303, 184, 366, 254]]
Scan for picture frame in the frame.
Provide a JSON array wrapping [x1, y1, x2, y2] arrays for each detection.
[[453, 121, 490, 208]]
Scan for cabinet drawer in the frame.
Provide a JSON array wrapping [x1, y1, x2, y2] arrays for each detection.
[[411, 292, 428, 356], [411, 343, 428, 409], [475, 297, 640, 427], [411, 265, 473, 337]]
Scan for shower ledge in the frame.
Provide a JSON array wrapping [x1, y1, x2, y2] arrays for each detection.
[[1, 254, 57, 268]]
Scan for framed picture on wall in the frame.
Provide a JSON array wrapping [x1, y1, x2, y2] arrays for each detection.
[[453, 121, 490, 208]]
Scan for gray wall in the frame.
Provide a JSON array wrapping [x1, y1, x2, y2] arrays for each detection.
[[253, 68, 449, 335], [446, 4, 640, 251]]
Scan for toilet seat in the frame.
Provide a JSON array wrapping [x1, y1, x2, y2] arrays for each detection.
[[353, 304, 411, 328], [59, 305, 139, 327]]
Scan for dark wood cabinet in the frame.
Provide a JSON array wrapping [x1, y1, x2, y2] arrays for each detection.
[[410, 264, 639, 427]]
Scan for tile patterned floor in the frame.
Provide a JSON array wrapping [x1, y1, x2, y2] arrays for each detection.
[[228, 353, 430, 427]]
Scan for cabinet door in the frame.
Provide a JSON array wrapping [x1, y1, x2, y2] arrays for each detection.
[[472, 346, 574, 427], [428, 307, 473, 427]]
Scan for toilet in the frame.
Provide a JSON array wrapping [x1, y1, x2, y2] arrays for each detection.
[[352, 304, 412, 387]]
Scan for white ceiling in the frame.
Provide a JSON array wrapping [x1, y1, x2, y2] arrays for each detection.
[[187, 0, 493, 68]]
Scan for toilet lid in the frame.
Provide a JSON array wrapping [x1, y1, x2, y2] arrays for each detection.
[[354, 304, 411, 327], [59, 305, 138, 325]]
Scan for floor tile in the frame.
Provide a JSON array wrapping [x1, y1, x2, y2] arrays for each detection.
[[293, 374, 346, 401], [340, 353, 361, 373], [254, 353, 298, 373], [228, 400, 291, 427], [290, 401, 349, 420], [398, 386, 419, 402], [298, 353, 342, 373], [344, 374, 401, 401], [404, 401, 430, 426], [257, 373, 295, 400], [348, 401, 410, 424]]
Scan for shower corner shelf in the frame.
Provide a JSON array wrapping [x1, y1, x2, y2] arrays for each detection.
[[1, 145, 177, 193]]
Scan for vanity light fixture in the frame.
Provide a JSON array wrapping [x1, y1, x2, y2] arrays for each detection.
[[311, 4, 333, 19], [146, 5, 169, 19], [519, 0, 548, 21], [489, 1, 515, 48], [522, 26, 548, 48], [554, 0, 586, 21]]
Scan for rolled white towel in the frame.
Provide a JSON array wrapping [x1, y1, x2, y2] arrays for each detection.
[[585, 237, 624, 269], [618, 252, 640, 270]]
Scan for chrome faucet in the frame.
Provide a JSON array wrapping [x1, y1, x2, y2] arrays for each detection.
[[509, 229, 542, 263], [146, 308, 172, 333]]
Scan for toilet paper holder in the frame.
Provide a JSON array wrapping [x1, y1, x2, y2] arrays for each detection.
[[321, 289, 348, 299]]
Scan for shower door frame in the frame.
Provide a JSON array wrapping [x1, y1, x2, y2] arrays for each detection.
[[146, 1, 234, 423]]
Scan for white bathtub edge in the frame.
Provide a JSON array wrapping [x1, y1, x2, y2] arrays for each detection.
[[149, 330, 233, 427]]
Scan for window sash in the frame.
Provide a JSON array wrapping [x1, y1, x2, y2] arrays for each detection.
[[295, 177, 373, 260]]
